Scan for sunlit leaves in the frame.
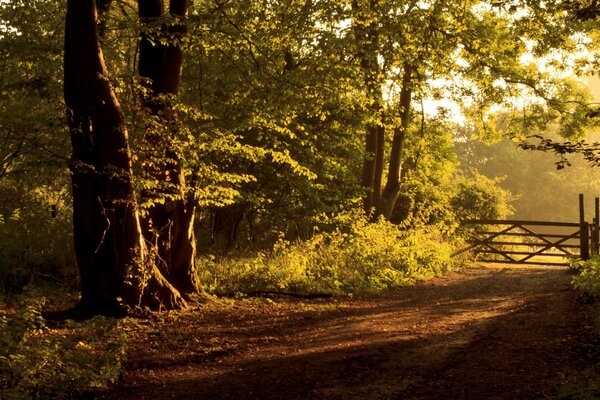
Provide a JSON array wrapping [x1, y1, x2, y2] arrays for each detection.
[[2, 0, 599, 254], [0, 0, 68, 184]]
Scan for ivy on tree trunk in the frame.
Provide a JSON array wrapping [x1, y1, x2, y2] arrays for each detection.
[[64, 0, 186, 316]]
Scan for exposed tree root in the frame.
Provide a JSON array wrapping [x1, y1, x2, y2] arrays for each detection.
[[141, 264, 188, 311], [224, 290, 334, 299]]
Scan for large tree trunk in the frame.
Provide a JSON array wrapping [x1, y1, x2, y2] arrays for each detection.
[[138, 0, 201, 297], [381, 64, 413, 219], [64, 0, 185, 316]]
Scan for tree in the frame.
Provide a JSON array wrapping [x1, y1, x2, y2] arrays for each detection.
[[520, 134, 600, 169], [64, 0, 185, 316], [353, 0, 385, 217], [137, 0, 201, 297], [0, 0, 67, 183], [354, 0, 598, 221], [181, 0, 363, 249], [53, 0, 600, 316], [352, 1, 485, 219]]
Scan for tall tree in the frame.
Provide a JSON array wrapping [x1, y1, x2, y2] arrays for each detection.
[[354, 0, 385, 217], [64, 0, 185, 316], [353, 0, 449, 219], [355, 0, 597, 220], [182, 0, 362, 249], [138, 0, 201, 297]]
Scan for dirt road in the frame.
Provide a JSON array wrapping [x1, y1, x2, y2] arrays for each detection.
[[101, 266, 599, 399]]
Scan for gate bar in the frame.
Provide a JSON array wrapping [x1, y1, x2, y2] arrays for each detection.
[[580, 194, 590, 260], [593, 197, 600, 256], [465, 219, 580, 227]]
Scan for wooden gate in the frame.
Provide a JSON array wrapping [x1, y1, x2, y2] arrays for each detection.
[[453, 194, 600, 266], [454, 220, 583, 266]]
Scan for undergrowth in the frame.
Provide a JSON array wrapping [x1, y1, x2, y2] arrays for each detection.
[[0, 214, 457, 398], [200, 215, 455, 295], [570, 256, 600, 298], [0, 297, 126, 399], [564, 256, 600, 399]]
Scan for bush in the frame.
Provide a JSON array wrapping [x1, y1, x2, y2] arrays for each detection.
[[199, 214, 455, 295], [0, 180, 75, 293], [0, 298, 125, 399], [451, 172, 514, 222], [571, 256, 600, 298]]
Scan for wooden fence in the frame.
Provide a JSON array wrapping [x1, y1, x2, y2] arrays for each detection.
[[453, 194, 600, 266]]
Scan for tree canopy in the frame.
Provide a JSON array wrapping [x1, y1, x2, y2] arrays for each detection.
[[0, 0, 599, 314]]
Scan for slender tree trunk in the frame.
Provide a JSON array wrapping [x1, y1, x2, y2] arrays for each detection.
[[138, 0, 201, 296], [360, 125, 378, 214], [354, 0, 385, 217], [373, 124, 385, 216], [210, 205, 247, 251], [65, 0, 185, 316], [381, 64, 413, 219]]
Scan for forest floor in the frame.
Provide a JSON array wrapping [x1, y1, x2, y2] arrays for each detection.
[[93, 265, 600, 399]]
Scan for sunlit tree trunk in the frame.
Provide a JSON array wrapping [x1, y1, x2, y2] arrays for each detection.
[[138, 0, 201, 297], [381, 64, 413, 219], [64, 0, 185, 316], [354, 0, 385, 218], [361, 125, 379, 214]]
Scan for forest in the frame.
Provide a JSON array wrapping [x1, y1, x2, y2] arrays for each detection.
[[2, 0, 600, 398]]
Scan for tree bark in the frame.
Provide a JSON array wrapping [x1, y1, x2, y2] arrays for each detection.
[[138, 0, 201, 296], [360, 125, 378, 214], [64, 0, 185, 316], [373, 124, 385, 216], [381, 64, 413, 219]]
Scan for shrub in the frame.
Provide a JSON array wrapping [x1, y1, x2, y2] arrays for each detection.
[[571, 256, 600, 298], [199, 214, 455, 295], [451, 172, 514, 222], [0, 298, 125, 399], [0, 180, 75, 293]]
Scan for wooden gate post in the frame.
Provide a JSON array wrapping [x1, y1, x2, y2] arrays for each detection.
[[593, 197, 600, 256], [580, 194, 590, 260]]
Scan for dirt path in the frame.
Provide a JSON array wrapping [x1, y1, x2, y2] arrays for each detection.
[[100, 266, 599, 399]]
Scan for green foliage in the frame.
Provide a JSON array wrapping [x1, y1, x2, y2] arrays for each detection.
[[0, 179, 75, 293], [390, 113, 515, 231], [567, 255, 600, 398], [0, 0, 67, 183], [0, 0, 73, 293], [392, 115, 460, 229], [571, 256, 600, 298], [0, 298, 125, 399], [2, 0, 599, 309], [451, 172, 514, 221], [181, 0, 364, 240], [200, 213, 455, 295], [456, 135, 600, 221]]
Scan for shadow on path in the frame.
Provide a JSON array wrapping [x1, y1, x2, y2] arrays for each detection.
[[93, 266, 599, 400]]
